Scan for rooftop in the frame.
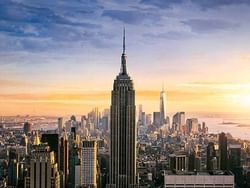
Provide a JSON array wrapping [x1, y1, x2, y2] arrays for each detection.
[[164, 170, 234, 176]]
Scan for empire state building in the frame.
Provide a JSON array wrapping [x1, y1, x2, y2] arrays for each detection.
[[108, 29, 137, 188]]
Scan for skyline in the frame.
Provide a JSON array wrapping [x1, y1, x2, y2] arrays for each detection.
[[1, 0, 250, 115]]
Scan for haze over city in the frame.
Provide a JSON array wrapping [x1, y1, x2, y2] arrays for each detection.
[[1, 0, 250, 115]]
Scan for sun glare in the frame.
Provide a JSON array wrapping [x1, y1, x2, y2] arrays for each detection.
[[228, 93, 250, 108]]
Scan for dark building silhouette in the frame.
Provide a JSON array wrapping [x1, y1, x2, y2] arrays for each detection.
[[60, 132, 69, 188], [41, 133, 60, 164], [188, 150, 195, 171], [23, 122, 32, 135], [108, 29, 137, 188], [7, 148, 19, 187], [153, 112, 161, 127], [207, 142, 216, 171], [228, 144, 243, 187], [98, 153, 109, 188], [228, 144, 241, 169], [219, 132, 228, 170], [68, 144, 81, 188]]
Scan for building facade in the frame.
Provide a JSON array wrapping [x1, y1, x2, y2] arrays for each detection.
[[164, 171, 234, 188], [219, 132, 228, 170], [24, 143, 60, 188], [108, 29, 137, 188], [82, 140, 97, 188]]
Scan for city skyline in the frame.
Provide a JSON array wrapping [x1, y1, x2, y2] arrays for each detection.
[[1, 0, 250, 115]]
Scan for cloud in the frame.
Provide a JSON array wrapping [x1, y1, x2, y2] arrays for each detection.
[[0, 0, 105, 51], [140, 0, 250, 10], [182, 82, 250, 91], [0, 79, 34, 87], [144, 30, 194, 40], [0, 1, 99, 28], [182, 19, 238, 33], [140, 0, 184, 9], [102, 9, 159, 24], [190, 0, 250, 10]]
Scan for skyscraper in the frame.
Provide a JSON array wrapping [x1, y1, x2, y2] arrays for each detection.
[[24, 143, 60, 188], [228, 144, 241, 169], [7, 148, 19, 187], [58, 117, 64, 135], [23, 122, 32, 135], [160, 86, 166, 125], [82, 140, 97, 187], [207, 142, 217, 171], [69, 143, 82, 188], [186, 118, 198, 134], [153, 112, 161, 126], [138, 104, 142, 121], [60, 131, 69, 187], [108, 29, 137, 188], [41, 133, 60, 164], [172, 112, 185, 132], [219, 132, 228, 170]]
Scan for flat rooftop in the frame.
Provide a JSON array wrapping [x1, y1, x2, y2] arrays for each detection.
[[164, 170, 233, 176]]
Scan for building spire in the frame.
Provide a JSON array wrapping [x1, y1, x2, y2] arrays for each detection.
[[123, 27, 125, 54], [120, 27, 127, 75]]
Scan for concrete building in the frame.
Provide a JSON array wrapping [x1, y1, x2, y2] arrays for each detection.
[[153, 112, 161, 127], [186, 118, 198, 134], [25, 143, 60, 188], [170, 153, 189, 172], [23, 122, 32, 135], [82, 140, 97, 188], [58, 117, 64, 136], [164, 171, 234, 188], [172, 112, 185, 132]]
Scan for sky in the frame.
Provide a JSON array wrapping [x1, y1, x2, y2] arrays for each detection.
[[1, 0, 250, 116]]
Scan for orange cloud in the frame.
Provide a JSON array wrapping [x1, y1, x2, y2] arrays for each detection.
[[0, 88, 228, 116]]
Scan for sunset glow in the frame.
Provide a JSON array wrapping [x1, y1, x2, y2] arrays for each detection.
[[0, 0, 250, 116]]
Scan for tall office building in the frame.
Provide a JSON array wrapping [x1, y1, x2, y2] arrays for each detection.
[[146, 114, 152, 126], [219, 132, 228, 170], [228, 144, 242, 187], [141, 112, 146, 126], [228, 144, 241, 169], [7, 148, 19, 187], [138, 105, 146, 126], [172, 112, 185, 132], [153, 112, 161, 126], [24, 143, 60, 188], [108, 29, 137, 188], [82, 140, 97, 187], [160, 86, 167, 125], [69, 143, 82, 188], [207, 142, 217, 171], [23, 122, 32, 135], [88, 107, 100, 129], [186, 118, 198, 134], [60, 131, 69, 187], [58, 117, 64, 135], [41, 133, 60, 164], [81, 115, 87, 129], [138, 104, 143, 123]]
